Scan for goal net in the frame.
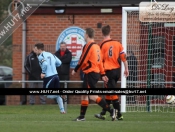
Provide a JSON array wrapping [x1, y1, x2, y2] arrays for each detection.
[[121, 7, 175, 112]]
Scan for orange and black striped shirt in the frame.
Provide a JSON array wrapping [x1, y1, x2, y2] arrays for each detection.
[[74, 41, 105, 75], [99, 39, 126, 71]]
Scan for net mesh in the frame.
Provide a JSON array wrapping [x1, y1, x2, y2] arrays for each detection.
[[125, 10, 175, 112]]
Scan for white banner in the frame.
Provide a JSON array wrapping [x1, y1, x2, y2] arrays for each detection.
[[139, 2, 175, 22]]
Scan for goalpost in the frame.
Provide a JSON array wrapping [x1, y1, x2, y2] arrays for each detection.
[[121, 7, 175, 113], [121, 7, 139, 113]]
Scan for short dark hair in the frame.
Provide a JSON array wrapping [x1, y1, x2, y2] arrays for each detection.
[[60, 41, 66, 45], [35, 43, 44, 50], [85, 28, 94, 39], [102, 25, 110, 36]]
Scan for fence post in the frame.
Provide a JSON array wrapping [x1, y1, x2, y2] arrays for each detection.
[[64, 80, 67, 113]]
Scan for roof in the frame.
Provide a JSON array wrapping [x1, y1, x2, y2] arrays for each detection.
[[23, 0, 175, 7]]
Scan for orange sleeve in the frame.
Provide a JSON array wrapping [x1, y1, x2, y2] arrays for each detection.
[[119, 44, 127, 62], [100, 44, 105, 62], [99, 50, 105, 76], [74, 45, 91, 72]]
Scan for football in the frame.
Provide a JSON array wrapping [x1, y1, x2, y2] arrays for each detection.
[[166, 95, 175, 104]]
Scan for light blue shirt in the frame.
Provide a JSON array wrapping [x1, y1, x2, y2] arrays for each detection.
[[38, 51, 62, 78]]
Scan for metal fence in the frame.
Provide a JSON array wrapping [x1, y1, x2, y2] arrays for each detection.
[[0, 80, 106, 112], [0, 80, 174, 113]]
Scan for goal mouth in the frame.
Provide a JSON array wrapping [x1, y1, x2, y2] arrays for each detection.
[[122, 7, 175, 113]]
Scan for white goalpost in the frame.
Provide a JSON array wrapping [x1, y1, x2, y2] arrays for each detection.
[[121, 7, 175, 113], [121, 7, 139, 113]]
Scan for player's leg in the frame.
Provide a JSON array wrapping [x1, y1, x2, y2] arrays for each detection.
[[100, 98, 111, 115], [94, 70, 114, 120], [59, 75, 67, 102], [90, 95, 116, 121], [46, 94, 65, 113], [94, 97, 111, 120], [105, 69, 116, 112], [112, 68, 123, 120], [73, 73, 89, 121], [52, 75, 61, 104], [106, 69, 117, 88], [56, 96, 65, 114], [53, 75, 65, 113], [87, 72, 116, 121], [73, 95, 88, 121], [112, 99, 123, 120], [99, 81, 113, 116], [45, 75, 65, 113]]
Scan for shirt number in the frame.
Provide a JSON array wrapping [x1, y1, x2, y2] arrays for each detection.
[[108, 46, 113, 57], [48, 56, 51, 65]]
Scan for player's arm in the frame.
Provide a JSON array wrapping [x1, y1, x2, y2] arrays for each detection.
[[119, 45, 129, 77], [74, 45, 89, 72], [99, 62, 105, 76], [99, 55, 108, 83], [98, 49, 108, 83], [100, 43, 105, 71], [98, 50, 105, 76], [99, 44, 107, 76], [38, 55, 48, 74], [123, 60, 129, 77], [54, 55, 62, 67]]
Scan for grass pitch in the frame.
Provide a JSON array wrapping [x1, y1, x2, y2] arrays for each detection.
[[0, 104, 174, 132]]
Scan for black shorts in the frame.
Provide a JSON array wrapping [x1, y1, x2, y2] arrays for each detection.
[[83, 72, 100, 88], [43, 75, 60, 88], [105, 68, 120, 88]]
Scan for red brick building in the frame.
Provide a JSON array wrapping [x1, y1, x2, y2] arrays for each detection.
[[8, 0, 129, 105], [9, 0, 175, 105]]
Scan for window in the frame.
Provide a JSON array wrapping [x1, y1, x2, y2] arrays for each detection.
[[151, 36, 165, 68], [2, 68, 12, 76]]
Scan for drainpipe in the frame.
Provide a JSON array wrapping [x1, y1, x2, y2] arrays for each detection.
[[22, 20, 26, 88]]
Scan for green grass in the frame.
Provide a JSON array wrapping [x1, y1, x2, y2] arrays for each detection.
[[0, 104, 175, 132]]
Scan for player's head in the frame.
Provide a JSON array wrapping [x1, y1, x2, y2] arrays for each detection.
[[102, 25, 111, 37], [84, 28, 94, 42], [34, 43, 44, 55], [60, 41, 67, 52]]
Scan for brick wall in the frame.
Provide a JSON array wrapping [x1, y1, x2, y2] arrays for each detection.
[[7, 13, 122, 105]]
